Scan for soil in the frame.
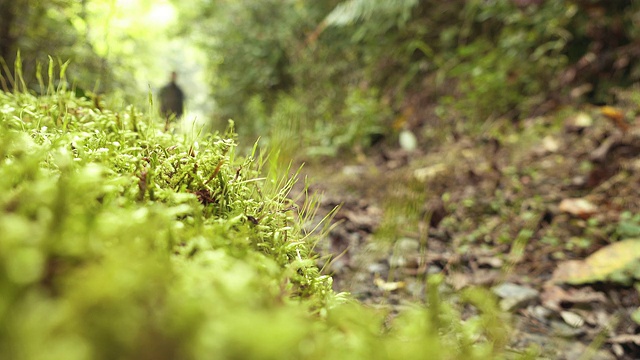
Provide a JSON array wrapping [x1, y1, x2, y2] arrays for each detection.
[[293, 99, 640, 359]]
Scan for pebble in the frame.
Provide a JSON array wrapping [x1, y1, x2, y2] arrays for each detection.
[[550, 320, 586, 338], [529, 305, 552, 322], [367, 262, 388, 274], [395, 237, 420, 253], [492, 282, 539, 311]]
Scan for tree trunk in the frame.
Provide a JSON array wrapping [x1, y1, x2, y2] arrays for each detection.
[[0, 0, 18, 89]]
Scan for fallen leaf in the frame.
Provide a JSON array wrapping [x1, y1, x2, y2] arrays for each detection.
[[341, 209, 378, 230], [448, 272, 472, 290], [583, 309, 612, 328], [540, 285, 607, 312], [414, 163, 446, 182], [471, 269, 501, 286], [600, 106, 629, 132], [609, 334, 640, 345], [540, 285, 567, 312], [551, 238, 640, 285], [601, 106, 624, 121], [374, 276, 405, 292], [560, 310, 585, 328], [589, 133, 623, 163], [559, 198, 598, 219]]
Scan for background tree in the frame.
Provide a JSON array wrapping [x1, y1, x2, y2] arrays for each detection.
[[4, 0, 640, 150], [0, 0, 187, 110], [0, 0, 19, 72]]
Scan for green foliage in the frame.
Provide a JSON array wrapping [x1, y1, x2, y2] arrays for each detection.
[[1, 0, 115, 93], [247, 87, 390, 159], [441, 0, 574, 121], [175, 0, 409, 153], [0, 0, 184, 109], [177, 0, 640, 157], [615, 212, 640, 240], [176, 0, 307, 123], [0, 67, 535, 359]]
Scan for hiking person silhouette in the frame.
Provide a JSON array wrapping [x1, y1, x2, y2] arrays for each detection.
[[159, 71, 185, 129]]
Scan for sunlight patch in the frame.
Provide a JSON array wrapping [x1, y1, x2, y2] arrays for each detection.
[[148, 2, 176, 26]]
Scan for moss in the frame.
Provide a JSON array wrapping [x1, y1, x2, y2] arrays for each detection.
[[0, 88, 531, 359]]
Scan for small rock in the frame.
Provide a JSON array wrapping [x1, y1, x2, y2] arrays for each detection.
[[476, 256, 504, 269], [565, 112, 593, 133], [399, 129, 418, 151], [529, 305, 552, 322], [395, 237, 420, 253], [342, 165, 366, 177], [571, 175, 586, 187], [564, 341, 616, 360], [389, 254, 407, 268], [550, 320, 586, 338], [492, 282, 539, 311], [367, 262, 388, 274], [542, 136, 560, 153]]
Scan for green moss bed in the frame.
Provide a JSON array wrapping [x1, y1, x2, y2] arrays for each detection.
[[0, 89, 532, 359]]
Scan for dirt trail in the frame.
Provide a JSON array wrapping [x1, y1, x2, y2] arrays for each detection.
[[295, 106, 640, 359]]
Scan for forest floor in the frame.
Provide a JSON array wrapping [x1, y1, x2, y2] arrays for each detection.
[[293, 95, 640, 359]]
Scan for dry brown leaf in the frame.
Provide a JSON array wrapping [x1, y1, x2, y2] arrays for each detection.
[[558, 198, 597, 219], [601, 106, 629, 132], [609, 334, 640, 345], [540, 285, 568, 312], [540, 285, 607, 312], [448, 272, 472, 290], [601, 106, 624, 121]]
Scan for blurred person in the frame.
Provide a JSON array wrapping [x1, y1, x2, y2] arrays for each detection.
[[159, 71, 185, 128]]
